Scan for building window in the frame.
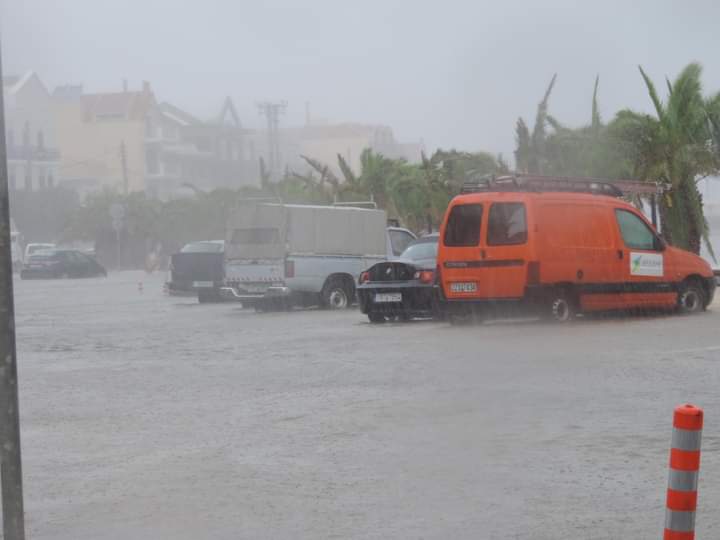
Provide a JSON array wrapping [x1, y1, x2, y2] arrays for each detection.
[[38, 167, 47, 189], [9, 166, 16, 190], [7, 129, 14, 150], [24, 172, 32, 191], [165, 158, 179, 175], [22, 121, 30, 148], [146, 148, 159, 174], [48, 171, 54, 188], [37, 130, 45, 150]]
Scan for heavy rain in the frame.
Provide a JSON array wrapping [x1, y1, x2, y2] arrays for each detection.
[[1, 1, 720, 539]]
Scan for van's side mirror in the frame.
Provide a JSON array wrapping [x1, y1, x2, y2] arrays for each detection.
[[654, 236, 666, 251]]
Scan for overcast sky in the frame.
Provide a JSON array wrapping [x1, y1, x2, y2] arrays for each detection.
[[3, 0, 720, 161]]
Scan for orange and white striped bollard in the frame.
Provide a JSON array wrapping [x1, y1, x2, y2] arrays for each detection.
[[664, 404, 703, 540]]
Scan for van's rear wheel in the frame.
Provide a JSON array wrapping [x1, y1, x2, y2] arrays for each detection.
[[677, 279, 706, 314], [547, 289, 577, 322], [321, 277, 353, 310]]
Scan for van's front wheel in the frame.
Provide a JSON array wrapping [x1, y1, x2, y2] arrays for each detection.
[[677, 279, 706, 314]]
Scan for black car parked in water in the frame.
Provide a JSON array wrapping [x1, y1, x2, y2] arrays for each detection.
[[166, 241, 225, 302], [357, 233, 439, 322], [20, 249, 107, 279]]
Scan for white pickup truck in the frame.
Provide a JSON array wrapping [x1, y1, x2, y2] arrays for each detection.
[[220, 202, 415, 310]]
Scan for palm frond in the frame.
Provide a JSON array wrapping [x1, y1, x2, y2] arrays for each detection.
[[638, 65, 664, 119], [336, 153, 357, 185], [532, 73, 557, 143], [591, 75, 602, 130], [300, 155, 339, 188], [546, 115, 567, 132]]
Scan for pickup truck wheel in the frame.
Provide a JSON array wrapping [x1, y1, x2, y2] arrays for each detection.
[[321, 278, 352, 310], [677, 279, 705, 314]]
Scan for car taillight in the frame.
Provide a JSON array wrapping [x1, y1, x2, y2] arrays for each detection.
[[415, 270, 434, 284], [284, 259, 295, 278], [359, 271, 370, 284]]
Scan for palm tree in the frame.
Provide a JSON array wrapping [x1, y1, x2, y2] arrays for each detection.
[[515, 74, 557, 173], [613, 63, 719, 256]]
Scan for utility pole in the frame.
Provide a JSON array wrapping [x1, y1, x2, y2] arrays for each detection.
[[23, 122, 31, 192], [0, 39, 27, 540], [256, 101, 287, 180], [120, 140, 128, 195]]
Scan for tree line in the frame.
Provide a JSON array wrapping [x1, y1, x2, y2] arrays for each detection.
[[10, 62, 720, 267]]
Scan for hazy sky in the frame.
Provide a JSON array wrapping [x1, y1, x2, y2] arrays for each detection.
[[3, 0, 720, 161]]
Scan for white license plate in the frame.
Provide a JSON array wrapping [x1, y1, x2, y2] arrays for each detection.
[[450, 282, 477, 293], [193, 281, 214, 288], [375, 292, 402, 303]]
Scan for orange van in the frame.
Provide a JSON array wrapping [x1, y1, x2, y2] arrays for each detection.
[[436, 175, 716, 323]]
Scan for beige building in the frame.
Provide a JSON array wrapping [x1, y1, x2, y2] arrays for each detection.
[[53, 82, 155, 196], [53, 83, 259, 199], [273, 122, 423, 179]]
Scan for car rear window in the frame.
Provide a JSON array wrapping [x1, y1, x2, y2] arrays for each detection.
[[29, 251, 59, 261], [443, 204, 483, 247], [401, 240, 438, 261], [487, 203, 527, 245]]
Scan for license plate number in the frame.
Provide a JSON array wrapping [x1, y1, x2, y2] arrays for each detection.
[[375, 292, 402, 303], [193, 281, 214, 288], [450, 282, 477, 293]]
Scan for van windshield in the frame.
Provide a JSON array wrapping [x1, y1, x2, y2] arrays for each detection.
[[443, 204, 483, 246]]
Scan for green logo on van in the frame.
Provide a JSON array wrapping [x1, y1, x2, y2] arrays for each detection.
[[632, 256, 642, 273]]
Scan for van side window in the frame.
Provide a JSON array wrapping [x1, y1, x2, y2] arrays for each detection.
[[487, 203, 527, 245], [444, 204, 483, 247], [615, 210, 656, 250]]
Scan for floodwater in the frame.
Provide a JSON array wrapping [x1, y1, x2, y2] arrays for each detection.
[[8, 271, 720, 539]]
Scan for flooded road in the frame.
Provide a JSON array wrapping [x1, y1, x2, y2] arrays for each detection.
[[10, 271, 720, 539]]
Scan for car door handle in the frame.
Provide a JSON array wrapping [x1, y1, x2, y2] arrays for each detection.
[[617, 250, 624, 260]]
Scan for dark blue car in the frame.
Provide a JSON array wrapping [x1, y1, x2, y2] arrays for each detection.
[[20, 249, 107, 279]]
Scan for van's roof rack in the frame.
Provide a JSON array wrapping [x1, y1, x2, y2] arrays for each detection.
[[461, 174, 664, 197]]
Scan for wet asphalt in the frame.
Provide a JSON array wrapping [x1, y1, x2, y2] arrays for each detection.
[[8, 271, 720, 539]]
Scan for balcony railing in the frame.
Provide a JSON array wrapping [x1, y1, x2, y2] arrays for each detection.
[[7, 145, 60, 162]]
